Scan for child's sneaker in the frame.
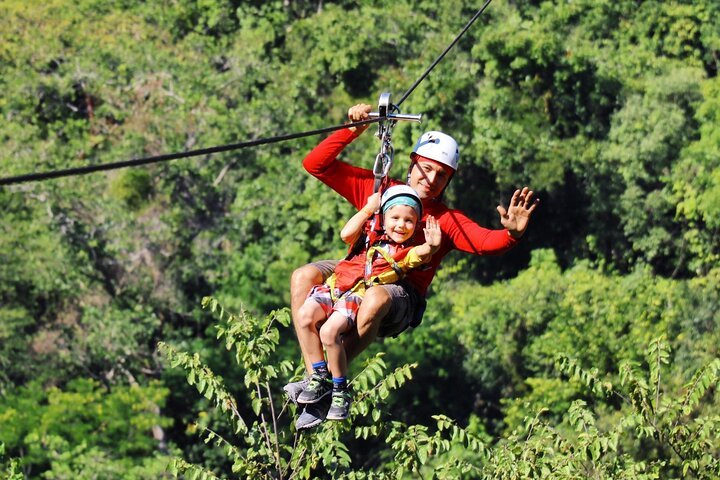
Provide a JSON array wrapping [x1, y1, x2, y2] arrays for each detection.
[[283, 377, 309, 405], [326, 389, 352, 421], [296, 372, 332, 404]]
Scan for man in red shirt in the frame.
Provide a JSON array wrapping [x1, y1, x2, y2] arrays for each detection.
[[288, 103, 539, 429]]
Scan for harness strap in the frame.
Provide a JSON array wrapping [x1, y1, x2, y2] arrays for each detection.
[[329, 243, 406, 302], [328, 246, 424, 302], [365, 244, 405, 286], [326, 273, 367, 303], [364, 178, 388, 282]]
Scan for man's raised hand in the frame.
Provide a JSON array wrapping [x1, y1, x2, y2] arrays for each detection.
[[497, 187, 539, 239], [347, 103, 373, 134]]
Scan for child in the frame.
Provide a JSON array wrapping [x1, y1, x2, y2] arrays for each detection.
[[295, 184, 441, 420]]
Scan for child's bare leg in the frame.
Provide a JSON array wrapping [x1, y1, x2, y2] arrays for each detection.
[[319, 312, 351, 380], [321, 311, 354, 421]]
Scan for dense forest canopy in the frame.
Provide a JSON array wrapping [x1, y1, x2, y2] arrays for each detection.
[[1, 0, 718, 478]]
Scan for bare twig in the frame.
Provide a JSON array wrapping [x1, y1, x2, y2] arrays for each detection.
[[213, 159, 237, 186], [256, 384, 282, 479], [286, 445, 308, 480], [266, 382, 283, 480]]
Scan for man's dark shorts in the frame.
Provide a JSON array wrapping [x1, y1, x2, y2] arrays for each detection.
[[311, 260, 426, 338]]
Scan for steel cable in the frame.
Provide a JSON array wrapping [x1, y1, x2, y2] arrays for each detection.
[[0, 2, 494, 187]]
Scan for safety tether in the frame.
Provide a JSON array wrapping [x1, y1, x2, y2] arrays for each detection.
[[364, 93, 422, 282], [368, 93, 425, 192]]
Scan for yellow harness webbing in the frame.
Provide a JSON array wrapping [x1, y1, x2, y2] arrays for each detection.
[[326, 246, 424, 302]]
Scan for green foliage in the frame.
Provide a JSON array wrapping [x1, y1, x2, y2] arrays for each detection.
[[109, 169, 154, 210], [3, 0, 718, 304], [0, 443, 23, 480], [435, 249, 718, 476], [163, 299, 719, 478], [558, 339, 720, 478], [0, 378, 172, 477], [448, 337, 719, 479], [671, 76, 720, 274], [2, 0, 720, 477], [160, 297, 423, 478]]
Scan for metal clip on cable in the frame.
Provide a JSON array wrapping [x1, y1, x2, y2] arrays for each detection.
[[369, 92, 422, 193]]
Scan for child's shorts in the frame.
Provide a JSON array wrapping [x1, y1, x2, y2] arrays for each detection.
[[307, 284, 362, 328], [308, 260, 426, 338]]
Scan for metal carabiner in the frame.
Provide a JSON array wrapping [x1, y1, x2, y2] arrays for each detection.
[[372, 151, 393, 192], [368, 93, 422, 193], [373, 151, 392, 179]]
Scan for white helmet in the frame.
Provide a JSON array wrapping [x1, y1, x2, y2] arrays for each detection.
[[411, 131, 459, 171], [381, 184, 423, 219]]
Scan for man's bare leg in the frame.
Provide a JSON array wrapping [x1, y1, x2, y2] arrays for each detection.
[[290, 264, 324, 375], [344, 286, 392, 362]]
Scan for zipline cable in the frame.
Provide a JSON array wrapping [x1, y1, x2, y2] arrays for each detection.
[[396, 0, 493, 107], [0, 119, 380, 186], [0, 1, 495, 187]]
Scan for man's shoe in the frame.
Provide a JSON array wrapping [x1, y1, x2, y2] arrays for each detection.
[[326, 389, 352, 421], [283, 377, 309, 405], [297, 373, 332, 404], [295, 394, 331, 430]]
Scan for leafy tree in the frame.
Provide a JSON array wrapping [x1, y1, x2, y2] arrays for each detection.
[[0, 379, 172, 477], [163, 300, 719, 478], [159, 298, 418, 478]]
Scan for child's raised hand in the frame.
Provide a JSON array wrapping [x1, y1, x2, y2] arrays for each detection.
[[364, 192, 381, 214], [423, 215, 441, 249]]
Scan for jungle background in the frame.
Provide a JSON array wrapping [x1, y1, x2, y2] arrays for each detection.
[[1, 0, 718, 478]]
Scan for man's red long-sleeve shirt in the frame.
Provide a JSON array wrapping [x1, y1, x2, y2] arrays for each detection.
[[303, 128, 518, 296]]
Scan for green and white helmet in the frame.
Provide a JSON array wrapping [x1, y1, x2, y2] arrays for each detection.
[[411, 131, 459, 171]]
